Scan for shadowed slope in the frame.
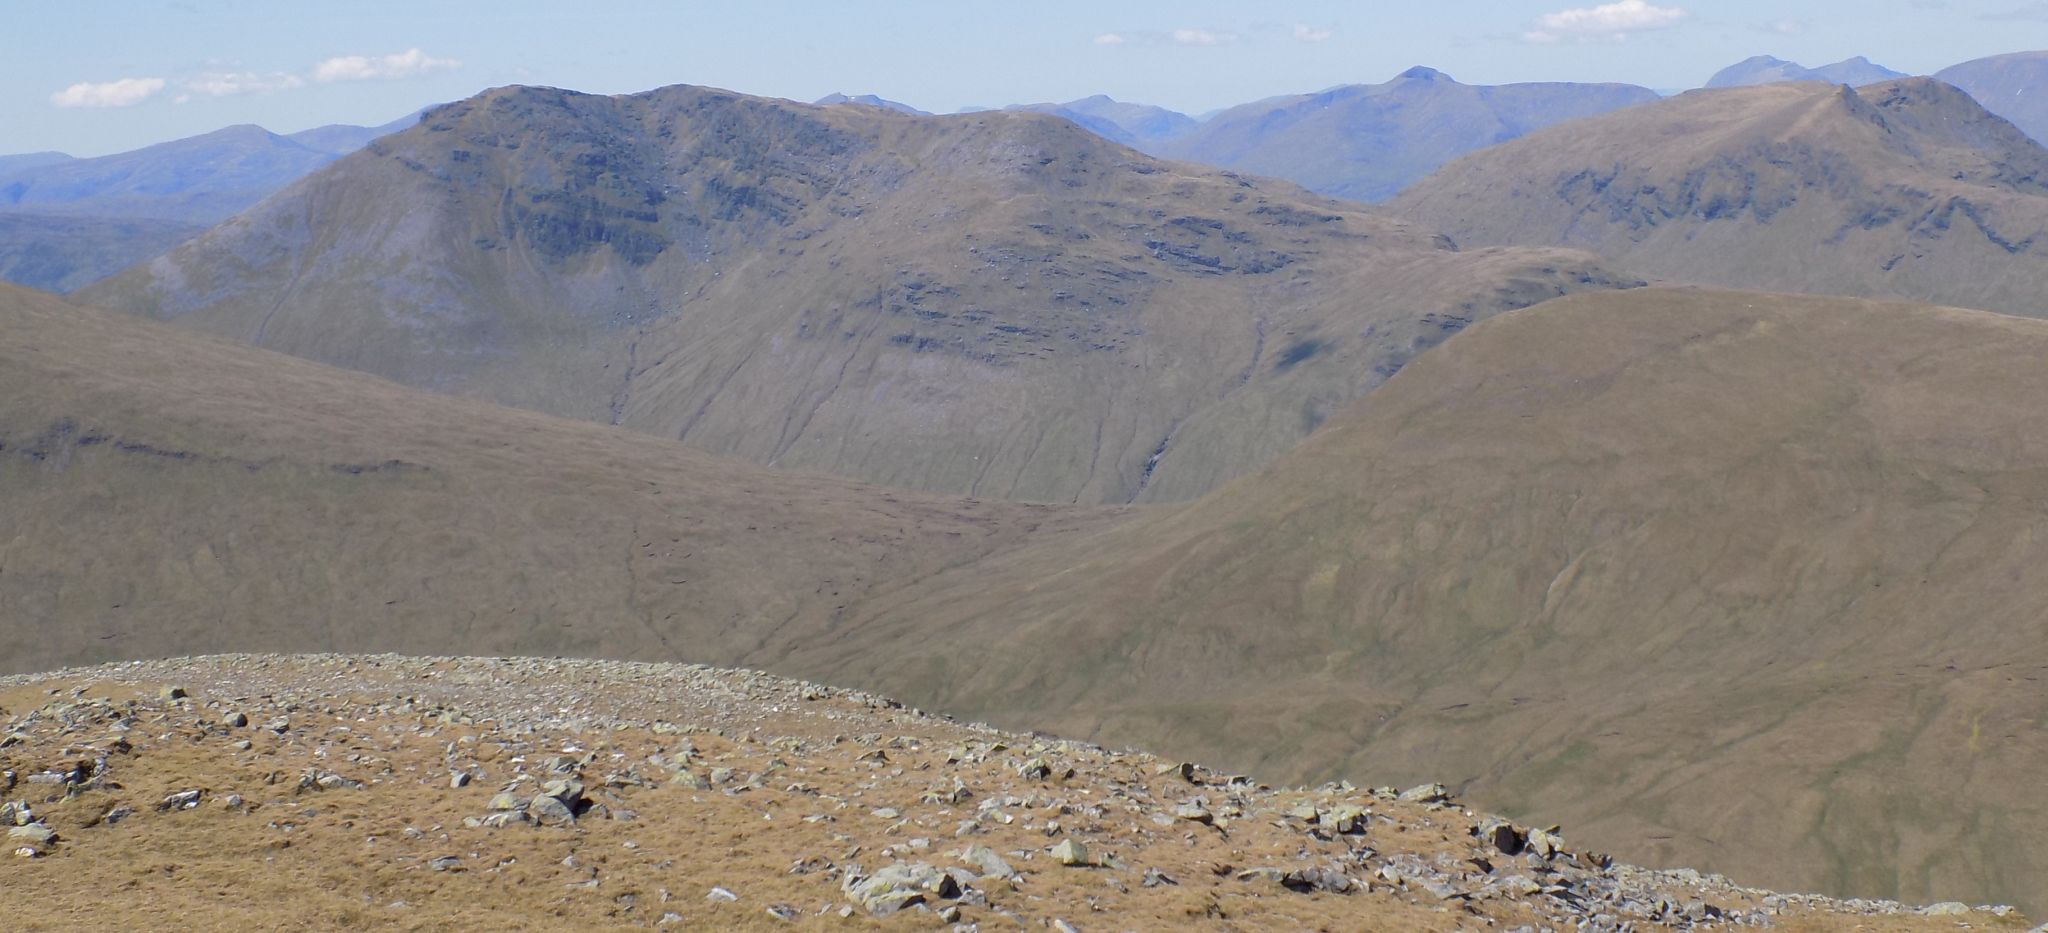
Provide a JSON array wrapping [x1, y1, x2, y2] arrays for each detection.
[[1151, 68, 1660, 202], [0, 281, 1116, 676], [1390, 78, 2048, 317], [79, 82, 1632, 505], [805, 288, 2048, 913]]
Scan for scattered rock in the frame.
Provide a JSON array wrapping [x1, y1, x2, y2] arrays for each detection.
[[957, 844, 1017, 880], [7, 823, 56, 846], [156, 789, 204, 811], [1397, 783, 1449, 804], [1050, 838, 1089, 866], [527, 794, 576, 826]]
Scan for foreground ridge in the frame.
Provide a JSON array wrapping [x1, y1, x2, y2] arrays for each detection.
[[0, 655, 2027, 931]]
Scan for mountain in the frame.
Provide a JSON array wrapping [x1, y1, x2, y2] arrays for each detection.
[[0, 113, 419, 227], [0, 124, 342, 225], [0, 214, 203, 293], [0, 151, 74, 176], [1705, 55, 1906, 88], [1003, 95, 1196, 146], [1389, 78, 2048, 318], [79, 82, 1634, 506], [1936, 50, 2048, 145], [807, 287, 2048, 913], [0, 113, 421, 293], [0, 280, 1114, 676], [284, 110, 424, 154], [813, 92, 929, 115], [1147, 67, 1660, 202]]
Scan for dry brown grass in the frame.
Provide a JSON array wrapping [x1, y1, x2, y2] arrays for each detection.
[[4, 657, 2004, 932]]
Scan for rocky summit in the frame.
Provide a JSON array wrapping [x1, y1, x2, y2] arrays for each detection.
[[0, 655, 2025, 932]]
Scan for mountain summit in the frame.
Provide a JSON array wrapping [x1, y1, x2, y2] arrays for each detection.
[[1704, 54, 1907, 88], [1391, 78, 2048, 317], [1147, 68, 1659, 202]]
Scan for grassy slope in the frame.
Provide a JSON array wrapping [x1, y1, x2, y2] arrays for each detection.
[[0, 281, 1118, 676], [10, 275, 2048, 910], [76, 83, 1634, 506], [1390, 79, 2048, 318], [806, 287, 2048, 913]]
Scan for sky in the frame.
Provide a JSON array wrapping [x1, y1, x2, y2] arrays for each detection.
[[5, 0, 2046, 156]]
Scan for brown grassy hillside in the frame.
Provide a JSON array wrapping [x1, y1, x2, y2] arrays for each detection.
[[806, 287, 2048, 913], [0, 281, 1116, 676], [1389, 79, 2048, 317], [77, 83, 1633, 505], [13, 279, 2047, 912]]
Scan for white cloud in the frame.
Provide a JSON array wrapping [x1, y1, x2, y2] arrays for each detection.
[[1172, 27, 1236, 46], [50, 76, 167, 108], [1093, 32, 1126, 45], [183, 71, 306, 98], [1293, 24, 1334, 42], [1523, 0, 1687, 43], [313, 48, 459, 83], [1768, 18, 1807, 34], [49, 77, 165, 108]]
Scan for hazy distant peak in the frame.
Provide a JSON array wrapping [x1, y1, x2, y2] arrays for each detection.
[[1706, 54, 1907, 89], [1395, 65, 1452, 82], [1934, 49, 2048, 144], [813, 92, 929, 115]]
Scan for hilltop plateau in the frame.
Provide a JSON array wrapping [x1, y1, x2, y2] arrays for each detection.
[[0, 655, 2017, 931]]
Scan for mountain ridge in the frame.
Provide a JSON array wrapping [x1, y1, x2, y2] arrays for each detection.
[[79, 80, 1634, 505], [1389, 77, 2048, 317], [1146, 68, 1661, 202]]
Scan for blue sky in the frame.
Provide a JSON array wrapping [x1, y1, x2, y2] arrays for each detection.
[[6, 0, 2045, 156]]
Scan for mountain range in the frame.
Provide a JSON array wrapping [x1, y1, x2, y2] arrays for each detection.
[[1390, 78, 2048, 318], [1143, 68, 1661, 203], [0, 114, 418, 225], [78, 83, 1632, 506], [0, 112, 417, 293], [15, 49, 2048, 919]]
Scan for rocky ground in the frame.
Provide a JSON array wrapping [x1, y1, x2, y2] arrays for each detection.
[[0, 655, 2032, 931]]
